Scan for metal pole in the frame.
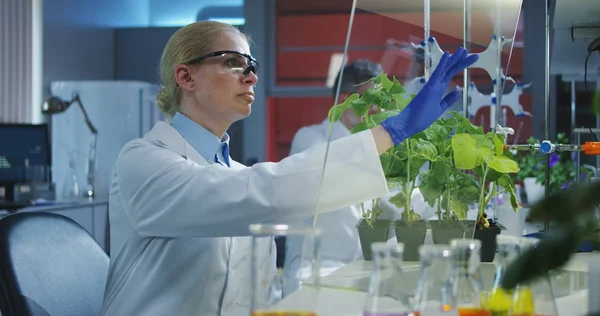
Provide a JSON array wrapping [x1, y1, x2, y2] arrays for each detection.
[[462, 0, 470, 117], [424, 0, 431, 81], [571, 80, 576, 128], [544, 0, 551, 232]]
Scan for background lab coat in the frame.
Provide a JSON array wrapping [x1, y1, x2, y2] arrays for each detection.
[[100, 121, 389, 316]]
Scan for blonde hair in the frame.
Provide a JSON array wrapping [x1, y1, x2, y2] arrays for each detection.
[[156, 21, 248, 117]]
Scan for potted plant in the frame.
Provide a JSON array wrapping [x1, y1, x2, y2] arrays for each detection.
[[448, 113, 521, 261], [417, 115, 480, 244], [328, 73, 437, 260]]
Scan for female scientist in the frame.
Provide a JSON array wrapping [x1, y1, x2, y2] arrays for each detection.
[[100, 21, 478, 315]]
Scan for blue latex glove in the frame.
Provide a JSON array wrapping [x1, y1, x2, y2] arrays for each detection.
[[381, 47, 479, 146]]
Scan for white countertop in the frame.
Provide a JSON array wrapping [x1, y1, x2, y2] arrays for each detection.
[[272, 252, 599, 316]]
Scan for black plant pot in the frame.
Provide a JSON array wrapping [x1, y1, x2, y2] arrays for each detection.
[[430, 220, 476, 245], [394, 220, 427, 262], [472, 225, 503, 262], [356, 219, 391, 260]]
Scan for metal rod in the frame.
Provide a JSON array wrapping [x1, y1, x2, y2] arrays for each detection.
[[424, 0, 431, 81], [462, 0, 470, 117], [577, 133, 582, 186], [571, 80, 576, 128], [494, 0, 503, 130], [544, 0, 551, 232]]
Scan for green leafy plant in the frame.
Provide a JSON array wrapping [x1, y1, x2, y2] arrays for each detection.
[[451, 116, 521, 227], [328, 73, 434, 227], [502, 180, 600, 289]]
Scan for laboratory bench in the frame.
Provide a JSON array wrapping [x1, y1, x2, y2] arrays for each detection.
[[275, 252, 598, 316], [0, 199, 109, 252]]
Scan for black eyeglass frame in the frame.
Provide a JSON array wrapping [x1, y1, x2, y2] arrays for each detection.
[[185, 50, 259, 76]]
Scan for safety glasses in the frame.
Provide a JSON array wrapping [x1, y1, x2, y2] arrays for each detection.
[[185, 50, 259, 76]]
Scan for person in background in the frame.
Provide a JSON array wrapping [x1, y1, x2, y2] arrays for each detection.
[[282, 60, 383, 296], [100, 20, 477, 316]]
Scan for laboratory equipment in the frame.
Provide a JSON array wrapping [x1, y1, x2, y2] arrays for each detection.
[[413, 244, 458, 316], [42, 94, 98, 199], [0, 123, 53, 204], [363, 242, 413, 316], [448, 239, 489, 316], [49, 81, 163, 201], [509, 237, 558, 316], [483, 235, 522, 315], [250, 224, 321, 316]]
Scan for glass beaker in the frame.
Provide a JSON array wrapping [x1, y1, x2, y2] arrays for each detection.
[[509, 237, 558, 316], [414, 244, 458, 316], [363, 242, 413, 316], [483, 235, 522, 316], [249, 224, 321, 316], [448, 239, 488, 316]]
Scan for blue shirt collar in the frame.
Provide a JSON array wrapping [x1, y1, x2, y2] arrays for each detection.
[[170, 112, 230, 165]]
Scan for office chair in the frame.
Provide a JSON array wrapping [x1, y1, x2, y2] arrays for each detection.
[[0, 212, 109, 316]]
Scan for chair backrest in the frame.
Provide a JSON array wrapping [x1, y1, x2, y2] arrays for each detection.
[[0, 212, 109, 316]]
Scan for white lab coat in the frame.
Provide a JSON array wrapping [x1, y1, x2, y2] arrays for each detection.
[[283, 120, 367, 296], [100, 121, 389, 316]]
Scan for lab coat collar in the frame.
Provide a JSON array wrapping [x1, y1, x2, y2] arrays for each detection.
[[170, 112, 230, 164], [144, 121, 209, 166]]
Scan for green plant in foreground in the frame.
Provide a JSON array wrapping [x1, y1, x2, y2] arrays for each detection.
[[501, 180, 600, 289]]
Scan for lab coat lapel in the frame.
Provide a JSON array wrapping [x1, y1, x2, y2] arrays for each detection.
[[144, 121, 210, 167]]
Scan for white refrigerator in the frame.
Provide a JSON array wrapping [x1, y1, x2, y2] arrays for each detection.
[[49, 80, 164, 202]]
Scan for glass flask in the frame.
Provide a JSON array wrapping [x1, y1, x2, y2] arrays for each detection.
[[509, 238, 558, 316], [363, 242, 413, 316], [249, 224, 321, 316], [482, 235, 522, 316], [448, 239, 489, 316], [414, 244, 458, 316]]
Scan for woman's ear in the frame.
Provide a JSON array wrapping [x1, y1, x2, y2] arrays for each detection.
[[174, 64, 195, 91]]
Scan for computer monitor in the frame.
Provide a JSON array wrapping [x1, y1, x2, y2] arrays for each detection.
[[0, 123, 51, 183]]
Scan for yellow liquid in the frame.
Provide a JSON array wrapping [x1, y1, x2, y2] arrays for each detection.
[[482, 287, 514, 316], [251, 311, 317, 316], [510, 287, 535, 315]]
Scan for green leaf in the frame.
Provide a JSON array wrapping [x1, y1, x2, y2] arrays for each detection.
[[450, 111, 484, 134], [419, 180, 443, 207], [386, 177, 405, 189], [473, 165, 502, 182], [352, 98, 374, 119], [497, 174, 519, 212], [349, 110, 400, 134], [449, 199, 469, 219], [389, 191, 406, 208], [411, 139, 438, 162], [372, 72, 392, 89], [390, 77, 406, 94], [451, 134, 481, 169], [488, 155, 520, 174], [391, 94, 412, 111], [380, 150, 405, 178], [328, 93, 359, 122]]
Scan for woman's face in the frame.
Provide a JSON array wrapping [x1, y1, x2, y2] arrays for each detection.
[[187, 31, 259, 123]]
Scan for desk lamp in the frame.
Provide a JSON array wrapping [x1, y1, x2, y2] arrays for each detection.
[[42, 94, 98, 199]]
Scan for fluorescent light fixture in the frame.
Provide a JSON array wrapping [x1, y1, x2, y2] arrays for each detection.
[[208, 17, 245, 25]]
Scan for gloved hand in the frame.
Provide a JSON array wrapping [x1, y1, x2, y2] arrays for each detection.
[[381, 47, 479, 146]]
